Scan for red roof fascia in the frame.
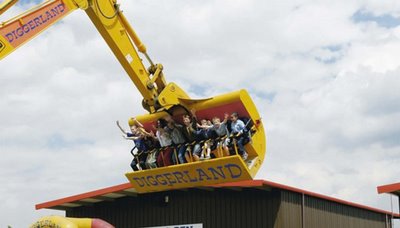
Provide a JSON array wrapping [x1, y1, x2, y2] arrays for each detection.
[[35, 183, 132, 210], [377, 182, 400, 195]]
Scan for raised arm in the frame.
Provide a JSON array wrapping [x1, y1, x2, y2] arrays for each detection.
[[116, 120, 127, 134], [222, 113, 229, 124]]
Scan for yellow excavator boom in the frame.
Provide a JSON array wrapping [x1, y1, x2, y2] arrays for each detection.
[[0, 0, 176, 113], [1, 0, 266, 194], [0, 0, 18, 15]]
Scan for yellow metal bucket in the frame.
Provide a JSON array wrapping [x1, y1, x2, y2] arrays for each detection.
[[125, 89, 266, 193]]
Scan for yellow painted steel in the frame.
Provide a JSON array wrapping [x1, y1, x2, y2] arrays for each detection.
[[30, 216, 92, 228], [0, 0, 18, 15], [126, 155, 252, 193], [127, 89, 266, 192], [0, 0, 78, 59], [83, 2, 160, 112], [0, 0, 166, 113]]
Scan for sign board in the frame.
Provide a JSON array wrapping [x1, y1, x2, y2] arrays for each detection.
[[125, 155, 252, 193], [143, 224, 203, 228]]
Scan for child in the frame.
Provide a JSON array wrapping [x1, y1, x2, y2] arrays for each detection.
[[197, 119, 215, 160], [210, 113, 230, 157], [117, 118, 152, 171], [182, 110, 202, 162]]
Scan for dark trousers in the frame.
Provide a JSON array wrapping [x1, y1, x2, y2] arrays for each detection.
[[130, 152, 147, 171]]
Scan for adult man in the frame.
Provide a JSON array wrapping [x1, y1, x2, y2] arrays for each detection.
[[166, 119, 188, 164]]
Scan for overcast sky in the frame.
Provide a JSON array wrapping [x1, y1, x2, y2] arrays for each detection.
[[1, 0, 400, 227]]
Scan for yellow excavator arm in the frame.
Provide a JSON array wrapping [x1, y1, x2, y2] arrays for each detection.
[[0, 0, 18, 15], [0, 0, 187, 113], [1, 0, 266, 195]]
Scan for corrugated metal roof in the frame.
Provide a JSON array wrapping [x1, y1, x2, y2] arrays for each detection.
[[36, 179, 400, 218], [377, 182, 400, 196]]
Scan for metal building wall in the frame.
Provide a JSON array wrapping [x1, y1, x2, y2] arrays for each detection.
[[66, 188, 391, 228], [277, 190, 303, 227], [279, 190, 391, 228], [67, 188, 282, 228]]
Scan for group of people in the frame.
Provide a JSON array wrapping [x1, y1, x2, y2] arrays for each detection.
[[117, 110, 251, 171]]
